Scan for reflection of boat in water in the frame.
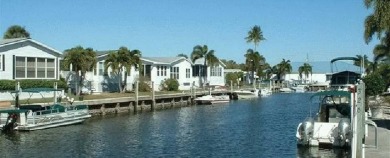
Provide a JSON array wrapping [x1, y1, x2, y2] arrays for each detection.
[[280, 87, 293, 93], [0, 88, 91, 131], [194, 95, 230, 104], [296, 147, 350, 158], [260, 88, 272, 96], [296, 90, 352, 148], [234, 89, 259, 99]]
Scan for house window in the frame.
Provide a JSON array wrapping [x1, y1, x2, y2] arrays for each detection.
[[157, 66, 160, 76], [192, 65, 199, 76], [210, 66, 222, 77], [47, 59, 55, 78], [27, 57, 36, 78], [37, 58, 46, 78], [0, 54, 3, 71], [15, 57, 25, 78], [99, 62, 104, 76], [186, 68, 190, 78], [145, 65, 151, 79], [164, 66, 167, 76], [170, 67, 179, 79], [15, 56, 56, 79]]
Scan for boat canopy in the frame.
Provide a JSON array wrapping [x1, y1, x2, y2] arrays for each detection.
[[0, 109, 29, 114], [310, 90, 351, 100], [330, 57, 360, 63]]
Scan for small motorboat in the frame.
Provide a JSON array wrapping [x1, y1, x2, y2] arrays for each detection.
[[0, 88, 91, 132], [296, 90, 352, 148], [194, 95, 230, 105], [234, 89, 260, 99]]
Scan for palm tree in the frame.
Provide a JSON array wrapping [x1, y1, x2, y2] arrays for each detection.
[[245, 25, 266, 51], [364, 0, 390, 44], [63, 46, 97, 96], [298, 63, 312, 84], [177, 53, 188, 59], [244, 49, 261, 85], [221, 59, 240, 69], [3, 25, 30, 39], [191, 45, 219, 87], [104, 47, 141, 93], [274, 59, 292, 81], [355, 54, 374, 74]]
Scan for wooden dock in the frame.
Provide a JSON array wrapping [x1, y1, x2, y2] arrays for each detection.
[[74, 91, 231, 116]]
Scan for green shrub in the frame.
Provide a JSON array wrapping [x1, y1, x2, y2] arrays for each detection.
[[0, 80, 15, 90], [362, 72, 386, 96], [137, 76, 151, 92], [160, 78, 179, 91], [0, 79, 67, 91]]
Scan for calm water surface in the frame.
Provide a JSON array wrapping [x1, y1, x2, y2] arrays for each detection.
[[0, 93, 350, 157]]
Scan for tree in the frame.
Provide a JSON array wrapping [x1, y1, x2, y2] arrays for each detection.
[[364, 0, 390, 44], [225, 72, 244, 86], [376, 62, 390, 88], [104, 47, 141, 93], [273, 59, 292, 81], [191, 45, 219, 87], [177, 53, 188, 59], [245, 25, 266, 51], [244, 49, 262, 84], [298, 63, 312, 84], [63, 46, 97, 96], [3, 25, 30, 39], [221, 59, 240, 69], [362, 72, 386, 97], [354, 54, 374, 74]]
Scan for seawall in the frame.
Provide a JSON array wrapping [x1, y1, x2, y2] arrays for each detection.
[[77, 91, 230, 116]]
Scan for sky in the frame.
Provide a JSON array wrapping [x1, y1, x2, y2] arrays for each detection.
[[0, 0, 379, 65]]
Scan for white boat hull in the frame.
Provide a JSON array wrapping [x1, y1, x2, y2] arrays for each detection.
[[194, 95, 230, 104], [234, 89, 259, 99]]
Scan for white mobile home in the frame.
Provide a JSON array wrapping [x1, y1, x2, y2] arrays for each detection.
[[61, 50, 139, 93], [192, 57, 226, 87], [0, 38, 61, 80], [141, 57, 193, 90], [0, 38, 62, 101]]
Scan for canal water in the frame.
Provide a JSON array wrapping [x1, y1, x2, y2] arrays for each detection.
[[0, 93, 350, 157]]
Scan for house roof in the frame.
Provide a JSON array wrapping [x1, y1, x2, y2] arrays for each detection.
[[141, 57, 191, 65], [0, 38, 62, 56], [95, 50, 116, 57], [193, 57, 226, 67], [290, 61, 361, 74], [0, 38, 26, 45]]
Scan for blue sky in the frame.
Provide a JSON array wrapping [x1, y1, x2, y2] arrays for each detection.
[[0, 0, 379, 65]]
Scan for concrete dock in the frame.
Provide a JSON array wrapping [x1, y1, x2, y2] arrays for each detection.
[[365, 119, 390, 158]]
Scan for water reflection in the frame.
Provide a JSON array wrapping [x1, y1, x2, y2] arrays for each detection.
[[1, 93, 351, 157], [297, 147, 350, 158]]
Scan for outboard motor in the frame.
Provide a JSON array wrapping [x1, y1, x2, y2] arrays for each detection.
[[2, 113, 18, 133], [297, 118, 314, 146], [337, 118, 351, 147]]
